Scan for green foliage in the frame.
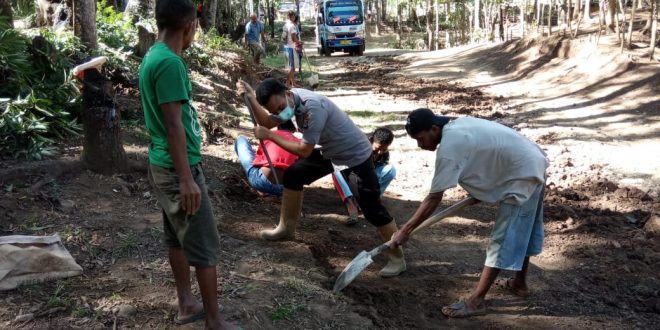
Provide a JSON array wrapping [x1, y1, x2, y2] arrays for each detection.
[[0, 18, 81, 160], [96, 0, 137, 50], [184, 29, 241, 70]]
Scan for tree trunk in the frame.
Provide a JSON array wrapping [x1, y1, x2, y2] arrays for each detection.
[[375, 0, 380, 35], [650, 0, 657, 59], [73, 0, 97, 50], [445, 2, 451, 47], [474, 0, 481, 31], [627, 0, 637, 47], [548, 0, 553, 35], [0, 0, 13, 25], [426, 0, 432, 49], [135, 22, 156, 57], [81, 69, 128, 174], [521, 0, 526, 37], [434, 0, 439, 49], [568, 0, 573, 31], [381, 0, 387, 21], [584, 0, 590, 19], [201, 0, 217, 32]]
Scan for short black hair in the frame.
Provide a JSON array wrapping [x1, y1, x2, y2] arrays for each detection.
[[256, 78, 289, 106], [371, 127, 394, 145], [156, 0, 196, 31], [277, 120, 297, 132], [287, 11, 296, 20]]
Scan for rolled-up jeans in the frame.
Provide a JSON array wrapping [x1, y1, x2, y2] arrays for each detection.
[[234, 135, 283, 196]]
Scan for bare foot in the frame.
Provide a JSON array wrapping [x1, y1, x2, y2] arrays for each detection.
[[177, 300, 204, 323]]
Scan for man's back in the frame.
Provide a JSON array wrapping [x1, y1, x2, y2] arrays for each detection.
[[431, 117, 548, 204]]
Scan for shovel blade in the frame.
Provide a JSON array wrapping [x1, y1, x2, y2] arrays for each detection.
[[332, 250, 374, 292]]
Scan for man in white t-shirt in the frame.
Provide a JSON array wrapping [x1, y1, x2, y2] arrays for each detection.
[[391, 108, 549, 318], [282, 11, 301, 87]]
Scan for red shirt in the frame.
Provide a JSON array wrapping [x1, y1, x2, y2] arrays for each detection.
[[252, 130, 300, 169]]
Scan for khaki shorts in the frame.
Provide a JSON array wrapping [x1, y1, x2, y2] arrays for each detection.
[[248, 40, 266, 57], [148, 164, 220, 267]]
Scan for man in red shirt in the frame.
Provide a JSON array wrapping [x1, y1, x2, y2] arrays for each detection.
[[234, 120, 299, 196]]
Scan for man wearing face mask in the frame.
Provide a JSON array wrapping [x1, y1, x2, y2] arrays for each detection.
[[236, 78, 406, 278]]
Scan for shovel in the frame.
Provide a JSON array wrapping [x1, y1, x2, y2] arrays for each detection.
[[333, 196, 479, 292]]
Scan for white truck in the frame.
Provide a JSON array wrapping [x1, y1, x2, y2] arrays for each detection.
[[315, 0, 366, 56]]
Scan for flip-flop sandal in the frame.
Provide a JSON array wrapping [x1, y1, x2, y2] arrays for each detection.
[[441, 300, 486, 318], [174, 311, 206, 325], [494, 278, 529, 297]]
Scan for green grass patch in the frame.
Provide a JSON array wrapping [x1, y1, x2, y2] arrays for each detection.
[[270, 303, 305, 321]]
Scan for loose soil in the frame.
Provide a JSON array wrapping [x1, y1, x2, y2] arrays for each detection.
[[1, 31, 659, 329]]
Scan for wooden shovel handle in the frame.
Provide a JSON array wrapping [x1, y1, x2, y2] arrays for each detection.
[[410, 196, 478, 236]]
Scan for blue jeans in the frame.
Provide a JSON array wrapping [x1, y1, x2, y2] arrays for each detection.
[[374, 164, 396, 196], [335, 164, 396, 198], [234, 136, 284, 196]]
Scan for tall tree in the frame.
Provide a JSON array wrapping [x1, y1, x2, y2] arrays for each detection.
[[650, 0, 657, 59], [627, 0, 637, 48], [435, 0, 439, 49], [201, 0, 217, 31], [73, 0, 97, 50], [583, 0, 590, 20], [427, 0, 432, 49], [0, 0, 12, 25]]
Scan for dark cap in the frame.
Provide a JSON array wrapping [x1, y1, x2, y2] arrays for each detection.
[[405, 108, 450, 136]]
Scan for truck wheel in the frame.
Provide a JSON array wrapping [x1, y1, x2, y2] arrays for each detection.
[[323, 45, 332, 57], [357, 45, 365, 56]]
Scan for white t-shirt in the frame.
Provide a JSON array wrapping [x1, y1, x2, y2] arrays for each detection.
[[282, 20, 298, 47], [430, 117, 548, 205]]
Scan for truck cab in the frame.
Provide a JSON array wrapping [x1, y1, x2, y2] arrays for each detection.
[[315, 0, 366, 56]]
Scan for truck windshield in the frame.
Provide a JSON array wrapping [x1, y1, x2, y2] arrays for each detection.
[[326, 1, 363, 26]]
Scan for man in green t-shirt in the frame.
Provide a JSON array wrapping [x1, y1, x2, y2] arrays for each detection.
[[139, 0, 231, 328]]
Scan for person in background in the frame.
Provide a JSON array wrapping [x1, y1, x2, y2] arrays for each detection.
[[234, 120, 299, 197], [333, 127, 397, 225], [245, 13, 266, 64], [282, 11, 302, 87]]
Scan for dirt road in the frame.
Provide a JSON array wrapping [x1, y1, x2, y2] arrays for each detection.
[[1, 37, 658, 329]]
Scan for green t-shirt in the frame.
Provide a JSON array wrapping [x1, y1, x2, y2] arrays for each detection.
[[139, 41, 202, 168]]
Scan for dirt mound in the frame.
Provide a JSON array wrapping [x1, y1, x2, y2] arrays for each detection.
[[326, 57, 505, 119]]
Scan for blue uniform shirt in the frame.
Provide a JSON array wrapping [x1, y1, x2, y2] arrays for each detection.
[[245, 21, 264, 43]]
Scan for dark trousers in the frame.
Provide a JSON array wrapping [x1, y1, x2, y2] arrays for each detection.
[[283, 150, 393, 227]]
